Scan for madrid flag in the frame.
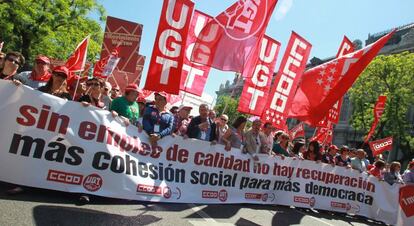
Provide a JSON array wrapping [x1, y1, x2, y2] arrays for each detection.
[[191, 0, 278, 72], [289, 30, 395, 126], [65, 36, 89, 72]]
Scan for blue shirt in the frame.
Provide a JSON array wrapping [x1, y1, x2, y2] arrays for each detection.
[[143, 106, 174, 138]]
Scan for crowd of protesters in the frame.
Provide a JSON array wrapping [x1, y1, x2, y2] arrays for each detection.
[[1, 50, 413, 205]]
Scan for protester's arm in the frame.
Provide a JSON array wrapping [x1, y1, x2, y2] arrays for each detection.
[[158, 114, 174, 138], [186, 117, 199, 138], [142, 108, 154, 135]]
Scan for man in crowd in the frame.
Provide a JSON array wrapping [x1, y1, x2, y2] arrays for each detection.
[[351, 149, 368, 172], [0, 51, 25, 80], [187, 104, 217, 142], [101, 81, 112, 109], [403, 160, 414, 184], [110, 83, 141, 126], [209, 110, 217, 122], [173, 105, 192, 136], [260, 122, 274, 155], [243, 119, 262, 161], [322, 145, 339, 165], [143, 92, 174, 147], [111, 84, 121, 99], [14, 55, 51, 88]]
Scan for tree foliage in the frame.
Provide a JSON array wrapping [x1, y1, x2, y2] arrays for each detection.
[[349, 52, 414, 157], [0, 0, 106, 68], [214, 95, 248, 124]]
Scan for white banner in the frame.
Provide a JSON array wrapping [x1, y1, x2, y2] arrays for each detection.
[[0, 80, 411, 225]]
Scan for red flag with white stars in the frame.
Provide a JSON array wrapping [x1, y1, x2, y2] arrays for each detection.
[[311, 121, 333, 146], [289, 30, 395, 126], [317, 36, 355, 127]]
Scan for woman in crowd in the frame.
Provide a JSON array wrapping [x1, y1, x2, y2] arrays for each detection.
[[335, 146, 351, 167], [304, 140, 322, 162], [0, 51, 25, 80], [272, 132, 291, 157], [78, 77, 106, 109], [222, 116, 246, 151], [38, 66, 71, 99], [216, 114, 229, 145], [291, 141, 306, 159], [369, 160, 386, 180], [384, 161, 404, 185]]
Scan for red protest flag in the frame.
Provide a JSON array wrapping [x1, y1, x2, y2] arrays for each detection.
[[93, 47, 120, 78], [317, 36, 355, 127], [289, 122, 305, 140], [369, 136, 393, 156], [310, 121, 333, 146], [180, 10, 213, 96], [65, 36, 89, 72], [289, 30, 395, 126], [364, 95, 387, 142], [191, 0, 278, 72], [238, 35, 281, 116], [144, 0, 195, 95], [260, 32, 312, 130]]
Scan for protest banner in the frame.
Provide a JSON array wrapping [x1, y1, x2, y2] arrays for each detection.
[[0, 80, 411, 225]]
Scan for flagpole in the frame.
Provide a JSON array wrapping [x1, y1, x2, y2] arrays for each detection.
[[72, 71, 82, 101]]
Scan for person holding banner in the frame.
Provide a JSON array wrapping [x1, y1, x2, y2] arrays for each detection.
[[216, 114, 229, 145], [14, 55, 51, 89], [142, 92, 174, 147], [322, 145, 339, 166], [0, 51, 25, 80], [101, 81, 112, 109], [78, 78, 106, 109], [260, 122, 274, 155], [110, 85, 121, 99], [38, 66, 72, 100], [291, 141, 306, 159], [403, 161, 414, 184], [351, 149, 368, 173], [110, 83, 141, 126], [187, 104, 217, 143], [368, 160, 386, 180], [222, 116, 247, 151], [335, 146, 351, 168], [384, 162, 404, 185], [303, 141, 322, 162], [242, 119, 262, 161], [272, 132, 291, 157], [173, 105, 192, 136]]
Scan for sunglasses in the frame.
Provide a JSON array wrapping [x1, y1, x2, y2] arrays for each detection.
[[87, 82, 101, 87], [112, 89, 120, 92], [6, 57, 20, 66], [220, 118, 228, 122]]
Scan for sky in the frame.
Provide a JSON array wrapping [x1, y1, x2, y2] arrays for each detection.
[[95, 0, 414, 100]]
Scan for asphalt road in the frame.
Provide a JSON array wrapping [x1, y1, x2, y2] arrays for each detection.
[[0, 182, 384, 226]]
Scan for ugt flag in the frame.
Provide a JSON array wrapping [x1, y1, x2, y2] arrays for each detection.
[[191, 0, 278, 72]]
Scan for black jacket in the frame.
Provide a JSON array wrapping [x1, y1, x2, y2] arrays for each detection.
[[187, 116, 217, 141]]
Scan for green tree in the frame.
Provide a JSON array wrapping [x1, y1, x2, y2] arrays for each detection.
[[214, 95, 248, 124], [349, 52, 414, 159], [0, 0, 106, 68]]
